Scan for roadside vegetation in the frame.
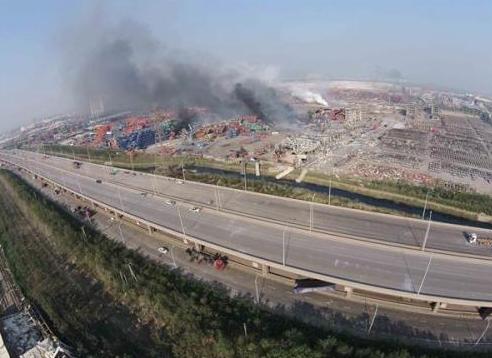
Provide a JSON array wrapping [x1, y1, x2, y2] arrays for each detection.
[[364, 179, 492, 216], [38, 144, 492, 222], [163, 164, 409, 217], [0, 171, 167, 356], [0, 169, 485, 357]]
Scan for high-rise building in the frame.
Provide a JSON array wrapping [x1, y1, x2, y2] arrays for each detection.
[[431, 101, 440, 119], [89, 98, 105, 118], [406, 103, 417, 119]]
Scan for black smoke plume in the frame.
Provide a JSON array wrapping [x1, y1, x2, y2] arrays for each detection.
[[233, 81, 295, 125], [233, 83, 266, 121], [61, 16, 297, 126]]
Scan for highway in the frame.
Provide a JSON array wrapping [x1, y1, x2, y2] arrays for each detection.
[[7, 150, 492, 256], [3, 150, 492, 304], [26, 172, 492, 345]]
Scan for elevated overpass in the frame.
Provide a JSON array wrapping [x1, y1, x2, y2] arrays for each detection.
[[2, 150, 492, 313], [8, 150, 492, 257]]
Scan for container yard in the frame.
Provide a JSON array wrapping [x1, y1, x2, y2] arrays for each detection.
[[7, 80, 492, 195]]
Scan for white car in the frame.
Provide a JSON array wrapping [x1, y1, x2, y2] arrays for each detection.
[[189, 206, 201, 213], [158, 247, 169, 254], [165, 199, 176, 206], [467, 232, 478, 244], [176, 180, 184, 185]]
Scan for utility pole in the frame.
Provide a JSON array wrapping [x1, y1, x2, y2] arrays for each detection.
[[151, 175, 157, 196], [170, 246, 177, 269], [282, 230, 286, 266], [310, 193, 316, 231], [243, 162, 247, 191], [86, 146, 92, 163], [181, 160, 186, 181], [177, 205, 187, 240], [117, 187, 126, 212], [422, 191, 430, 219], [107, 150, 113, 175], [118, 223, 125, 242], [129, 151, 135, 171], [328, 180, 332, 206], [61, 174, 67, 190], [128, 264, 138, 281], [367, 304, 379, 334], [417, 254, 433, 295], [152, 153, 158, 195], [217, 185, 222, 209], [254, 274, 260, 304], [214, 186, 220, 211], [76, 179, 84, 197], [81, 226, 87, 241], [475, 320, 491, 346], [421, 210, 433, 251], [83, 151, 91, 177]]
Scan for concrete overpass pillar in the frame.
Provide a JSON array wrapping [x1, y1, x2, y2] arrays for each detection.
[[262, 264, 270, 276], [344, 286, 353, 298]]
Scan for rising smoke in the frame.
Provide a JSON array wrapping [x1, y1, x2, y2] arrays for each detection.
[[61, 15, 297, 126], [291, 90, 328, 107], [233, 80, 296, 125]]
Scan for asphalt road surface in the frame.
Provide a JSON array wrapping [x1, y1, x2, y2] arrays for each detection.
[[3, 150, 492, 303], [24, 168, 492, 347], [7, 150, 492, 257]]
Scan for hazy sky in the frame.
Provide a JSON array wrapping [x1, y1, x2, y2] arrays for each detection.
[[1, 0, 491, 132]]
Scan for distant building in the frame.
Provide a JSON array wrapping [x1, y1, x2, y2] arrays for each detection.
[[431, 102, 440, 119], [406, 103, 417, 119], [89, 98, 105, 119]]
